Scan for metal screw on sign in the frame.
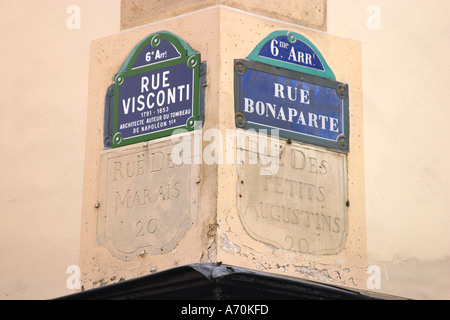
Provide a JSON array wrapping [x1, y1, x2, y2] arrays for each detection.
[[235, 112, 247, 128], [151, 34, 161, 47], [337, 135, 348, 150], [336, 83, 348, 99], [186, 117, 196, 130], [235, 61, 247, 75], [114, 73, 124, 86], [113, 132, 123, 145], [187, 55, 198, 68], [287, 31, 297, 44]]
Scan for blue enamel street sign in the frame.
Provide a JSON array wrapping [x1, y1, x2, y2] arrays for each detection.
[[115, 63, 195, 143], [234, 59, 349, 152], [235, 31, 349, 152], [108, 31, 203, 148]]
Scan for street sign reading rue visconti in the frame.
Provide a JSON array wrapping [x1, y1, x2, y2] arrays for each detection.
[[235, 31, 349, 152], [111, 31, 202, 148]]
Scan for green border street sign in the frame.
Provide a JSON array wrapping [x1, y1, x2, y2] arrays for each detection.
[[109, 31, 203, 148]]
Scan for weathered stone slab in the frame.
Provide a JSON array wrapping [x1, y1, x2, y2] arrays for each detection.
[[97, 138, 198, 260], [237, 138, 348, 255]]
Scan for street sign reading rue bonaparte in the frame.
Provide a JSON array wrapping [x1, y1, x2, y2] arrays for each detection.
[[235, 30, 349, 152], [107, 31, 204, 148], [235, 31, 350, 255]]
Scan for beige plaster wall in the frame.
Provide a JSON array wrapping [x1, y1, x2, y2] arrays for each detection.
[[1, 0, 448, 300], [328, 0, 450, 299], [0, 0, 120, 299]]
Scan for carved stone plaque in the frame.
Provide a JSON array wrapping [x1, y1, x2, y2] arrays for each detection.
[[97, 138, 198, 260], [237, 138, 348, 254]]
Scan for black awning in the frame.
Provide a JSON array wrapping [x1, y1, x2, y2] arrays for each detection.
[[57, 262, 402, 300]]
